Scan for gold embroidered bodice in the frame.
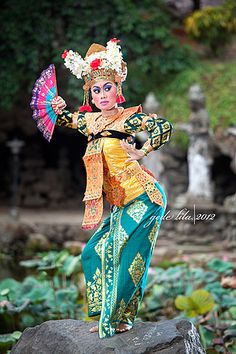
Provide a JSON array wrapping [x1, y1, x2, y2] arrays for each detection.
[[56, 105, 173, 207]]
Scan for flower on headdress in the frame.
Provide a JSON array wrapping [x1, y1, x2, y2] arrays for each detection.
[[111, 38, 120, 43], [61, 49, 68, 59], [90, 58, 101, 70], [62, 39, 127, 82]]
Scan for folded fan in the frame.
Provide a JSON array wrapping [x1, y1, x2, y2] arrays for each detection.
[[30, 64, 58, 142]]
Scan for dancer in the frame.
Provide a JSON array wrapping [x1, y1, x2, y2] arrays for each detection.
[[51, 38, 173, 338]]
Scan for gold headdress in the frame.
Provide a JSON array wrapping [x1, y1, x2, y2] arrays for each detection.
[[61, 38, 127, 111]]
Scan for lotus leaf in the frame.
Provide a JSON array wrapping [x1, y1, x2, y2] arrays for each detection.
[[175, 289, 215, 317]]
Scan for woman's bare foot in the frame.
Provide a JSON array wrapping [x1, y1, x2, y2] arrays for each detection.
[[115, 323, 132, 333], [89, 325, 98, 333], [89, 323, 132, 333]]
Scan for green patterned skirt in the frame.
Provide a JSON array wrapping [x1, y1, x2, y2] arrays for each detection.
[[81, 180, 167, 338]]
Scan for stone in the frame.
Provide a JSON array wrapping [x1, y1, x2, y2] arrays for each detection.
[[26, 233, 51, 252], [63, 240, 85, 255], [11, 318, 205, 354]]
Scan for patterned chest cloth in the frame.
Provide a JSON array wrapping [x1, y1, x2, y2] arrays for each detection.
[[81, 106, 168, 230]]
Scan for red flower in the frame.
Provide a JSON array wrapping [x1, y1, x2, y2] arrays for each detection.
[[61, 50, 68, 59], [111, 38, 120, 43], [90, 58, 101, 70], [79, 104, 92, 112]]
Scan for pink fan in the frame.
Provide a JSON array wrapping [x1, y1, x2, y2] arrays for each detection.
[[30, 64, 58, 142]]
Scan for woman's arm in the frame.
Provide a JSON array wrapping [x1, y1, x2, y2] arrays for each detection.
[[56, 109, 88, 136], [52, 96, 88, 136], [124, 112, 173, 157]]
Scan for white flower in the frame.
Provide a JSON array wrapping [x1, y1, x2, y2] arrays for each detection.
[[62, 39, 127, 81]]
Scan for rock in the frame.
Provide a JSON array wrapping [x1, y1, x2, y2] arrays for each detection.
[[11, 318, 205, 354], [164, 0, 193, 19], [26, 233, 51, 252], [63, 240, 85, 255], [224, 192, 236, 213]]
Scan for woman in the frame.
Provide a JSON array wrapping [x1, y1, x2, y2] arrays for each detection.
[[51, 38, 173, 339]]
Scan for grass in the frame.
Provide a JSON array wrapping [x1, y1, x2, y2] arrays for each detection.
[[155, 59, 236, 148]]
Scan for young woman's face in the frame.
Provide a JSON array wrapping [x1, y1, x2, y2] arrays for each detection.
[[91, 80, 117, 111]]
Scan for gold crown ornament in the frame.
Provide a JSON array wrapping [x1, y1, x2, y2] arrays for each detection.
[[61, 38, 127, 112]]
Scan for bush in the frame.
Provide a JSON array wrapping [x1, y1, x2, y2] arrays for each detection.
[[0, 0, 196, 110], [185, 0, 236, 55]]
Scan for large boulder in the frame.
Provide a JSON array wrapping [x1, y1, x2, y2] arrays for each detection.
[[11, 318, 205, 354]]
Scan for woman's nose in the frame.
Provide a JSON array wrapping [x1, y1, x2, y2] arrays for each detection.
[[101, 89, 107, 98]]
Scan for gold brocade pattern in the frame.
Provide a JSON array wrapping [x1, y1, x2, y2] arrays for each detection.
[[127, 163, 164, 207], [85, 106, 142, 135], [111, 298, 127, 326], [102, 139, 145, 205], [82, 139, 104, 229], [56, 110, 88, 136], [127, 200, 148, 223], [128, 253, 145, 286], [120, 287, 142, 325], [148, 219, 159, 246], [103, 155, 126, 206], [95, 232, 109, 258], [87, 267, 102, 314], [117, 226, 129, 257]]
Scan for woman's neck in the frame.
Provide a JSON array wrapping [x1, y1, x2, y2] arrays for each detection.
[[101, 106, 119, 118]]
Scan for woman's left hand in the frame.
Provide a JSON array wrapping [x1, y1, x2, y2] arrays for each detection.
[[120, 139, 145, 162]]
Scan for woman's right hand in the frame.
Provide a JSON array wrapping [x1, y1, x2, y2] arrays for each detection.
[[51, 96, 67, 114]]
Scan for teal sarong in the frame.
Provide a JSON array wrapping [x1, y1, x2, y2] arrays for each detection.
[[81, 180, 167, 338]]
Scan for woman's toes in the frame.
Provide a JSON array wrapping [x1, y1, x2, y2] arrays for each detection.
[[89, 325, 98, 333], [116, 323, 132, 333]]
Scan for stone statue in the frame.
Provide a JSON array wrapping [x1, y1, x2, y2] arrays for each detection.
[[176, 84, 214, 207]]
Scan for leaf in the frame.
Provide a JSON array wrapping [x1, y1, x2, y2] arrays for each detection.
[[191, 289, 215, 315], [207, 258, 234, 273], [11, 331, 22, 340], [0, 279, 20, 293], [221, 295, 236, 308], [0, 289, 10, 296], [61, 255, 81, 276], [0, 334, 15, 353], [19, 259, 43, 268], [175, 289, 215, 317], [175, 295, 194, 311]]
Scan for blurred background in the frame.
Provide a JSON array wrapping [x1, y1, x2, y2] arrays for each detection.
[[0, 0, 236, 352]]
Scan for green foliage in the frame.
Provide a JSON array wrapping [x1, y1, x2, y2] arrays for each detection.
[[175, 289, 215, 317], [1, 251, 235, 352], [0, 0, 195, 110], [141, 258, 236, 352], [0, 250, 85, 342], [0, 331, 21, 354], [207, 258, 234, 274], [156, 59, 236, 149], [185, 0, 236, 54]]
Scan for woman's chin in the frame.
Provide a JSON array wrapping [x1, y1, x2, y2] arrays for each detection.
[[100, 105, 116, 111]]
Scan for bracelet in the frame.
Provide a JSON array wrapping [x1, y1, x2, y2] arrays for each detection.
[[141, 147, 149, 156]]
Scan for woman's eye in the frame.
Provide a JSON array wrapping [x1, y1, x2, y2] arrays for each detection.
[[104, 85, 112, 91], [93, 88, 100, 94]]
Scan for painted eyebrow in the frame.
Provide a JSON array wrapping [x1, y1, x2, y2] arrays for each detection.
[[92, 82, 114, 89]]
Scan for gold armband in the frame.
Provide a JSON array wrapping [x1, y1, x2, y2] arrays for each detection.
[[72, 112, 78, 129], [140, 142, 153, 156]]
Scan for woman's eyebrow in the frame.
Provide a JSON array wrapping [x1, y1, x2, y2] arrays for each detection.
[[92, 82, 113, 90]]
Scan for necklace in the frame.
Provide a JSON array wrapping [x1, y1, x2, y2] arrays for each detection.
[[92, 107, 124, 134]]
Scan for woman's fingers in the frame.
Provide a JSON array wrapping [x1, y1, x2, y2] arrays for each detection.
[[120, 139, 134, 149], [56, 97, 66, 108], [149, 113, 157, 118]]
